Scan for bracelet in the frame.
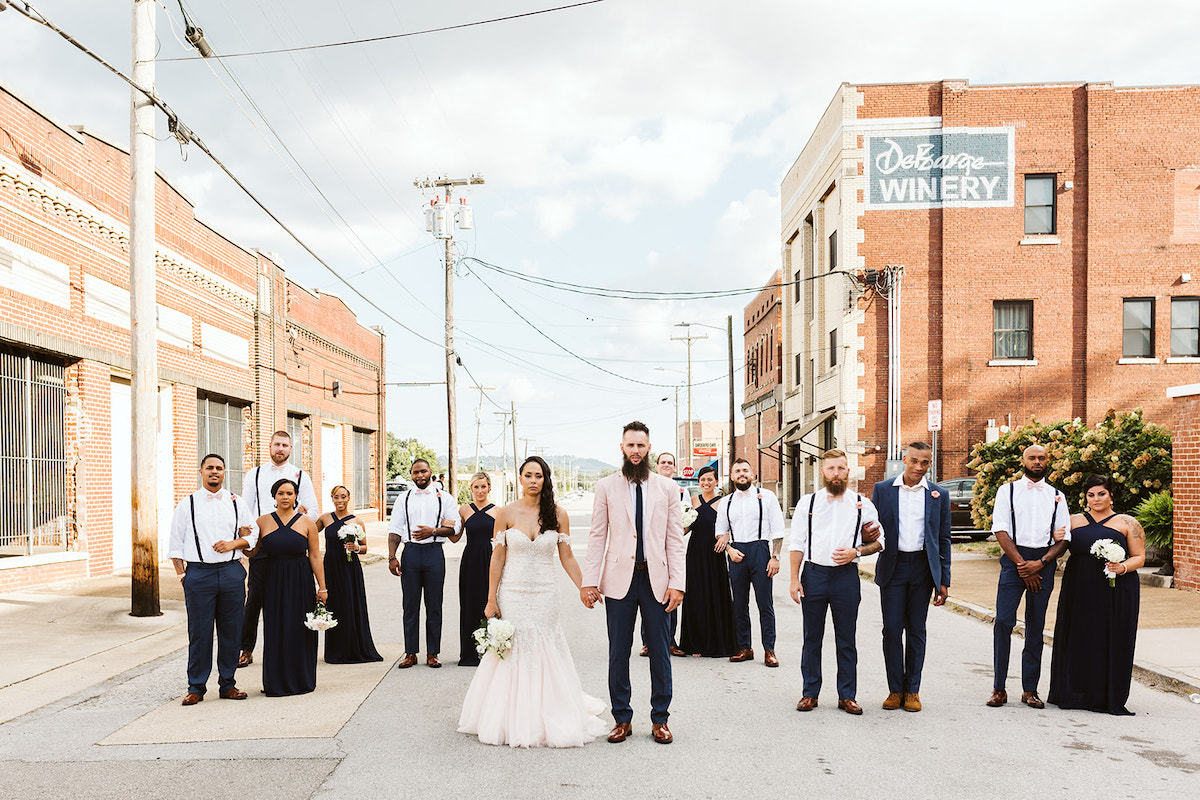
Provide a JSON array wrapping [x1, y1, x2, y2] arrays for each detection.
[[388, 556, 398, 561], [1120, 563, 1128, 574]]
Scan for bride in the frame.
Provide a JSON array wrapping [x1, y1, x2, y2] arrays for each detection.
[[457, 455, 608, 748]]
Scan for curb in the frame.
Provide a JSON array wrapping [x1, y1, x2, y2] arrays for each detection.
[[856, 569, 1200, 700]]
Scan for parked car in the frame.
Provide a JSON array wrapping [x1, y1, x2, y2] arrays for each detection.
[[385, 479, 411, 513], [941, 477, 990, 540]]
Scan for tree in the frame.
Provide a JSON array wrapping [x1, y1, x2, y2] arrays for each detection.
[[386, 433, 441, 479], [965, 408, 1172, 528]]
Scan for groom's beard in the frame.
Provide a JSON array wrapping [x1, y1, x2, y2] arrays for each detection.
[[621, 455, 651, 484]]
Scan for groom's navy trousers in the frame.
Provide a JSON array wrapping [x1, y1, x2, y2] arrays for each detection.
[[400, 542, 445, 655], [606, 567, 672, 724], [182, 559, 246, 697], [994, 545, 1055, 692]]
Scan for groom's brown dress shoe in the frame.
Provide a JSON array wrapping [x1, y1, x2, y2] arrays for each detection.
[[882, 692, 904, 710], [639, 646, 649, 657], [1021, 691, 1045, 709], [729, 648, 754, 662], [181, 693, 202, 706], [397, 654, 417, 669], [219, 687, 248, 700], [607, 722, 632, 743], [651, 723, 673, 744], [795, 696, 818, 711], [903, 693, 922, 712], [427, 654, 442, 668], [763, 650, 779, 668], [669, 645, 686, 657], [837, 698, 863, 715], [986, 689, 1007, 707]]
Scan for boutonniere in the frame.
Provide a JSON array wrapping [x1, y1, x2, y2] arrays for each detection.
[[931, 490, 940, 499], [855, 500, 863, 509], [1054, 494, 1062, 504]]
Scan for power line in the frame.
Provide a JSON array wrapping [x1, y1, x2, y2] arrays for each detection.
[[156, 1, 608, 62]]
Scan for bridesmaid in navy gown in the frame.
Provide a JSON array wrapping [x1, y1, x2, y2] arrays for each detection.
[[255, 479, 327, 697], [679, 466, 738, 657], [317, 485, 383, 664], [1049, 474, 1145, 715], [458, 472, 497, 666]]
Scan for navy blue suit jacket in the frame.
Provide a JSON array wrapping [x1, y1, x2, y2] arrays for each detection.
[[870, 478, 952, 589]]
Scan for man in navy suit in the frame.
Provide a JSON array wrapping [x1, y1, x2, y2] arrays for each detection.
[[870, 441, 951, 713]]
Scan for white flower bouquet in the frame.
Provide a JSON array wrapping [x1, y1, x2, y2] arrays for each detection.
[[304, 600, 338, 631], [1090, 538, 1127, 587], [473, 617, 516, 659], [339, 522, 365, 562], [680, 501, 698, 529]]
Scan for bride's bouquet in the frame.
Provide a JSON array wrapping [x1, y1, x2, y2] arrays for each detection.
[[338, 522, 365, 562], [473, 617, 516, 660], [304, 600, 338, 631], [1090, 538, 1127, 587], [680, 500, 698, 529]]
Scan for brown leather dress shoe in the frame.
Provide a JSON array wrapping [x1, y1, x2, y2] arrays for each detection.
[[397, 653, 417, 669], [181, 693, 202, 706], [652, 723, 673, 744], [882, 692, 904, 710], [1021, 691, 1044, 709], [838, 698, 864, 715], [729, 648, 754, 662], [903, 692, 922, 712], [763, 650, 779, 668], [986, 689, 1007, 707], [795, 696, 818, 712], [669, 645, 686, 657], [237, 651, 253, 668], [220, 687, 248, 700], [607, 722, 632, 743], [427, 654, 442, 668], [639, 646, 649, 657]]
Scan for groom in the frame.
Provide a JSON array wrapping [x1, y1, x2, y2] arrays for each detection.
[[582, 421, 686, 745]]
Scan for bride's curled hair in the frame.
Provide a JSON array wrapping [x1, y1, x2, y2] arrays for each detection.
[[520, 455, 559, 533]]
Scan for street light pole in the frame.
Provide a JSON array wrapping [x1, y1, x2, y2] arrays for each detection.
[[671, 326, 707, 470]]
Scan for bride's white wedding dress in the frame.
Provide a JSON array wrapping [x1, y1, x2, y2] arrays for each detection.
[[457, 528, 607, 748]]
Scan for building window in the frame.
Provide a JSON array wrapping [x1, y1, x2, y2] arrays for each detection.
[[828, 230, 838, 271], [286, 414, 306, 466], [795, 353, 803, 389], [352, 429, 372, 509], [1172, 297, 1200, 356], [1024, 174, 1056, 235], [0, 346, 69, 557], [1122, 298, 1155, 357], [993, 301, 1033, 359], [829, 329, 838, 367], [821, 416, 836, 450], [793, 268, 802, 304], [197, 394, 246, 493]]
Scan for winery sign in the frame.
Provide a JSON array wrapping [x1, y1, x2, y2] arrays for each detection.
[[864, 126, 1014, 209]]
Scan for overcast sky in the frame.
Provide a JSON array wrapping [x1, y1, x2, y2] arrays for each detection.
[[2, 0, 1198, 466]]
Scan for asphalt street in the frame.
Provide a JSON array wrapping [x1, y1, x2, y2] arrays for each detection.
[[2, 509, 1198, 799]]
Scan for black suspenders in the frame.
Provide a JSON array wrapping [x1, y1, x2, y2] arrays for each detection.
[[726, 490, 764, 542], [1009, 481, 1059, 547], [189, 494, 240, 562], [404, 490, 444, 542], [807, 492, 863, 559]]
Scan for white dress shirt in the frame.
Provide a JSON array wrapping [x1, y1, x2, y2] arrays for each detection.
[[241, 462, 320, 520], [168, 487, 256, 563], [991, 477, 1072, 547], [789, 488, 884, 567], [388, 486, 462, 544], [893, 474, 929, 552], [627, 478, 647, 526], [716, 485, 787, 544]]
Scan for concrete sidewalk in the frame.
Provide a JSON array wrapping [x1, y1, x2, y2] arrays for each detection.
[[857, 545, 1200, 698]]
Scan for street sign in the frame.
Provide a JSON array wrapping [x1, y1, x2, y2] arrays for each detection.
[[692, 440, 718, 458], [681, 466, 695, 478], [927, 400, 942, 432]]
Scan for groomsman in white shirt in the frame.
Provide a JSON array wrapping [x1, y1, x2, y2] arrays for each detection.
[[238, 430, 319, 667], [169, 454, 256, 705], [388, 458, 462, 668], [987, 444, 1070, 709], [717, 458, 787, 668], [789, 449, 883, 715]]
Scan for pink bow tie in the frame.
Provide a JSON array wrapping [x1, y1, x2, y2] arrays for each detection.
[[269, 464, 288, 472], [1026, 480, 1043, 490], [413, 488, 432, 495], [205, 493, 223, 502]]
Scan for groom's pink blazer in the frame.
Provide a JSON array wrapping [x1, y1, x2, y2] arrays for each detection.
[[583, 472, 686, 602]]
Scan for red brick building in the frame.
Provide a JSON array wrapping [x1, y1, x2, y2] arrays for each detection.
[[737, 271, 784, 496], [778, 80, 1200, 509], [0, 84, 386, 591], [1170, 383, 1199, 593]]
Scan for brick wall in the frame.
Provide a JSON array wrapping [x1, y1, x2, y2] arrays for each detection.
[[1171, 389, 1200, 593], [740, 271, 784, 493]]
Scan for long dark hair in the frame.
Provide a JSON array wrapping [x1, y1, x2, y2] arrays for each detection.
[[520, 456, 559, 532]]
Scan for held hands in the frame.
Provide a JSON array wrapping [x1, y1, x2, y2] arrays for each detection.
[[933, 585, 949, 606], [580, 586, 603, 609], [831, 546, 858, 566], [860, 521, 881, 543], [1016, 559, 1043, 591], [663, 588, 684, 614]]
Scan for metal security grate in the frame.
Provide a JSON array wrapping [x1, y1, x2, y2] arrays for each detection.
[[196, 394, 246, 494], [0, 347, 68, 557], [352, 429, 371, 509]]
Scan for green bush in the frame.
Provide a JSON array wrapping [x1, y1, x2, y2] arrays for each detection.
[[1134, 490, 1173, 549], [966, 408, 1172, 528]]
